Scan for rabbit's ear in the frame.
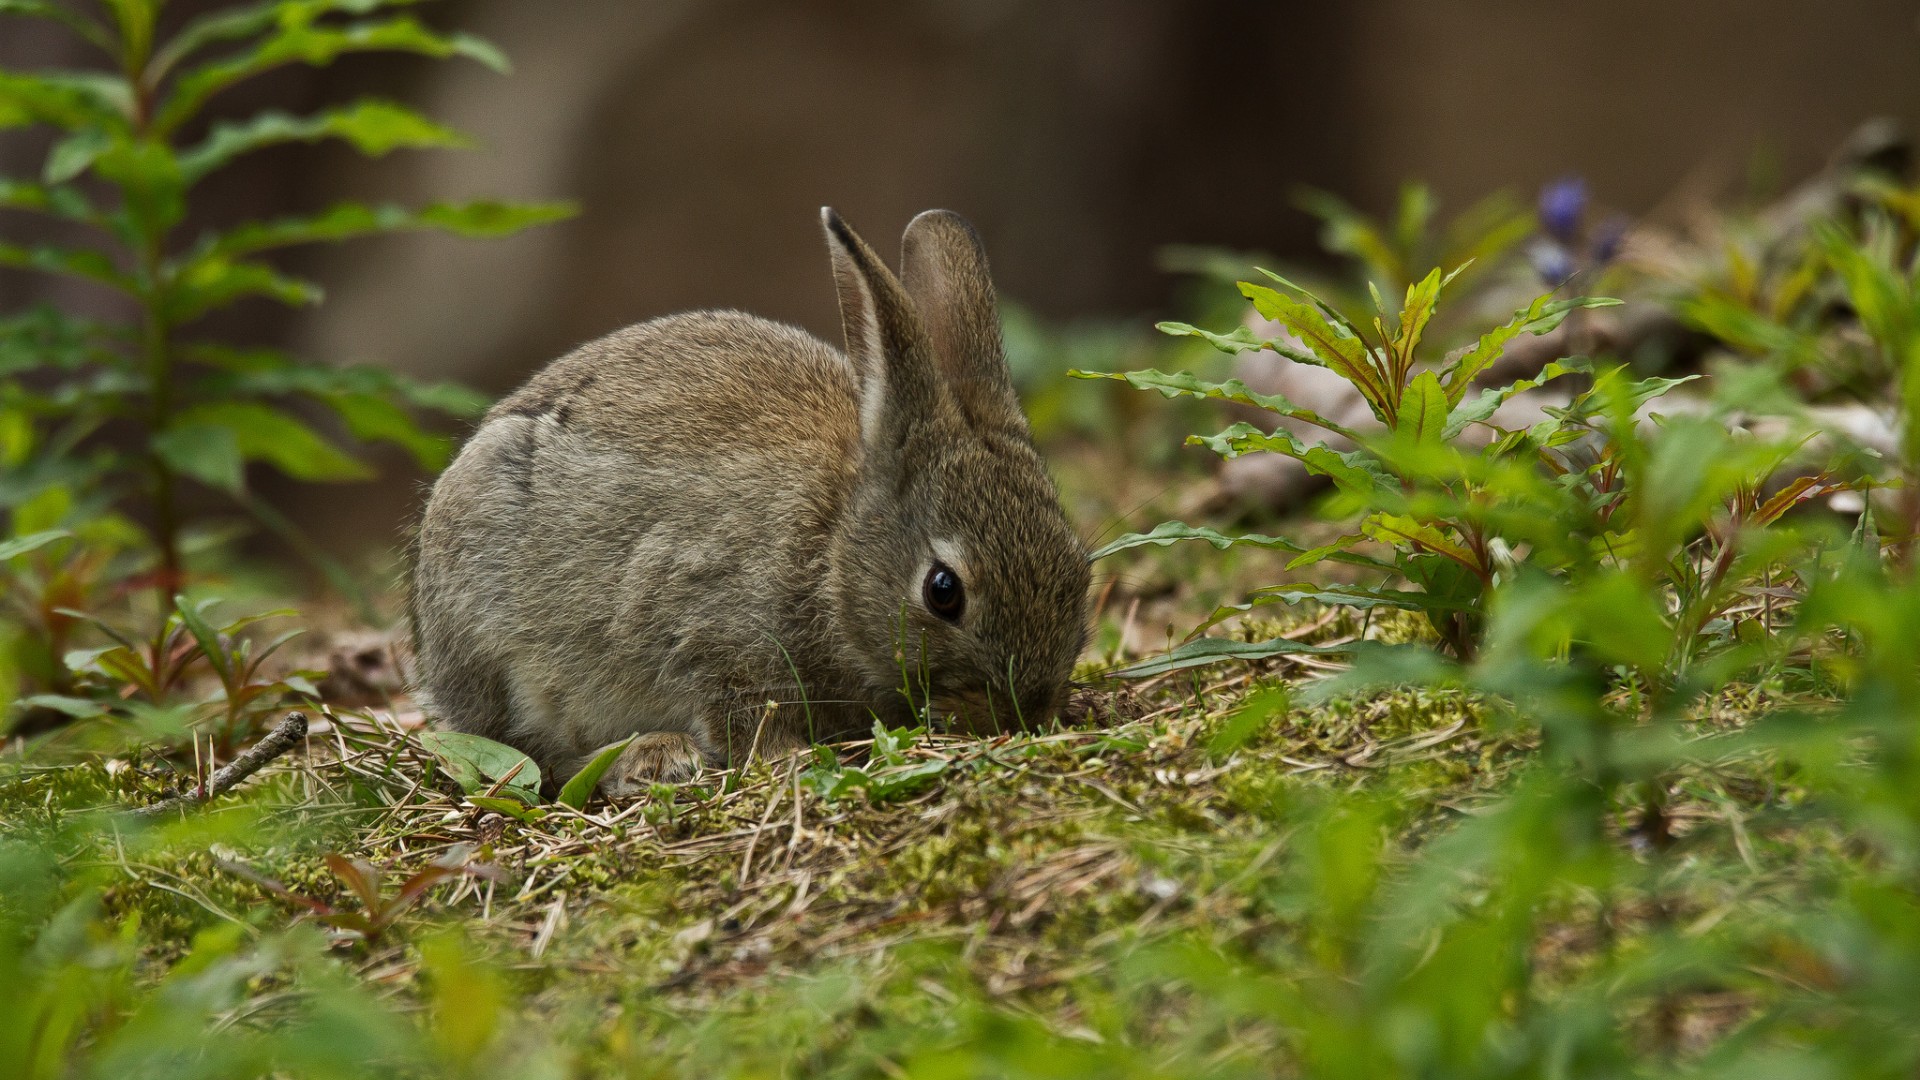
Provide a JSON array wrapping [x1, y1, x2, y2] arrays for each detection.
[[822, 207, 946, 448], [900, 210, 1027, 436]]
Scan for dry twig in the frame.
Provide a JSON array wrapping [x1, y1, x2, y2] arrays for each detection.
[[134, 712, 309, 818]]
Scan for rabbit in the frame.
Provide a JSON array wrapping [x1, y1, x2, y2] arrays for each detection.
[[409, 208, 1092, 796]]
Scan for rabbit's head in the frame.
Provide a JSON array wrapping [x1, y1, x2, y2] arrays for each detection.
[[821, 208, 1090, 731]]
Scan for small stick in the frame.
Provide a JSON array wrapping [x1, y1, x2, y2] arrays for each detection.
[[134, 712, 309, 818]]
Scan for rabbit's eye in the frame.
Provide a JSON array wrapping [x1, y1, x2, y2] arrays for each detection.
[[923, 563, 965, 622]]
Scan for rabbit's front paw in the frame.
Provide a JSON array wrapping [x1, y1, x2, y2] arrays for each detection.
[[600, 732, 707, 797]]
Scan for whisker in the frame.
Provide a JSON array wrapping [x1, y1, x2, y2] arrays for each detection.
[[1084, 480, 1184, 550]]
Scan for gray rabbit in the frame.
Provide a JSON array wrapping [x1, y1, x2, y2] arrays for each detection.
[[410, 209, 1091, 795]]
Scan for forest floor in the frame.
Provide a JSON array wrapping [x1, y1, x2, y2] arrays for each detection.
[[0, 459, 1835, 1074]]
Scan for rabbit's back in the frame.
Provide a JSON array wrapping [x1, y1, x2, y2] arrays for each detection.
[[412, 311, 862, 769]]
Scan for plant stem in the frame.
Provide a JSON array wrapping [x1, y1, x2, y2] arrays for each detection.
[[125, 40, 180, 603]]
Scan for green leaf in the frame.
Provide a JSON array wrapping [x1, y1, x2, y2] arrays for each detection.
[[418, 731, 541, 804], [149, 0, 434, 80], [1070, 368, 1359, 439], [1360, 513, 1481, 577], [863, 759, 948, 802], [1188, 422, 1396, 500], [1389, 267, 1444, 381], [91, 136, 187, 236], [179, 100, 473, 183], [1441, 357, 1590, 441], [165, 256, 324, 322], [158, 15, 510, 135], [0, 2, 118, 54], [1441, 294, 1621, 406], [0, 528, 71, 561], [557, 736, 634, 810], [1110, 636, 1344, 679], [188, 344, 488, 419], [1565, 367, 1701, 419], [151, 421, 244, 493], [42, 129, 112, 183], [0, 241, 133, 292], [1153, 320, 1269, 355], [1239, 279, 1391, 420], [172, 595, 232, 684], [158, 402, 372, 490], [1258, 582, 1473, 614], [1090, 521, 1305, 562], [13, 693, 110, 719], [0, 178, 100, 225], [1394, 370, 1448, 445], [194, 200, 575, 260], [0, 69, 131, 133], [1207, 685, 1289, 757], [320, 393, 452, 471]]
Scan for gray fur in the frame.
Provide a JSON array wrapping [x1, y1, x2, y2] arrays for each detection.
[[411, 209, 1091, 792]]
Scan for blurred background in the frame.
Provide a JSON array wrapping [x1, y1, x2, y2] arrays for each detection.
[[3, 0, 1918, 563]]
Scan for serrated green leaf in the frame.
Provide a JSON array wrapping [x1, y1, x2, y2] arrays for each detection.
[[158, 15, 509, 135], [1090, 521, 1305, 562], [1441, 294, 1622, 406], [179, 100, 473, 183], [417, 730, 541, 804], [1441, 358, 1591, 440], [1152, 320, 1269, 354], [1188, 422, 1396, 500], [149, 0, 433, 80], [557, 736, 634, 810], [1256, 583, 1468, 614], [1239, 278, 1392, 422], [193, 199, 575, 260], [1071, 367, 1359, 438]]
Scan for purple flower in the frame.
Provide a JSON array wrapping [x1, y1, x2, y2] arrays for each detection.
[[1538, 176, 1587, 242], [1529, 239, 1575, 288]]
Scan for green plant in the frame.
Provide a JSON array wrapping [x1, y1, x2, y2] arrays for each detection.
[[218, 846, 496, 948], [19, 594, 316, 752], [1082, 268, 1621, 659], [0, 0, 572, 604], [1682, 182, 1919, 560]]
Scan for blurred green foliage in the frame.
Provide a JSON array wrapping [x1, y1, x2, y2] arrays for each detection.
[[0, 0, 571, 639]]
